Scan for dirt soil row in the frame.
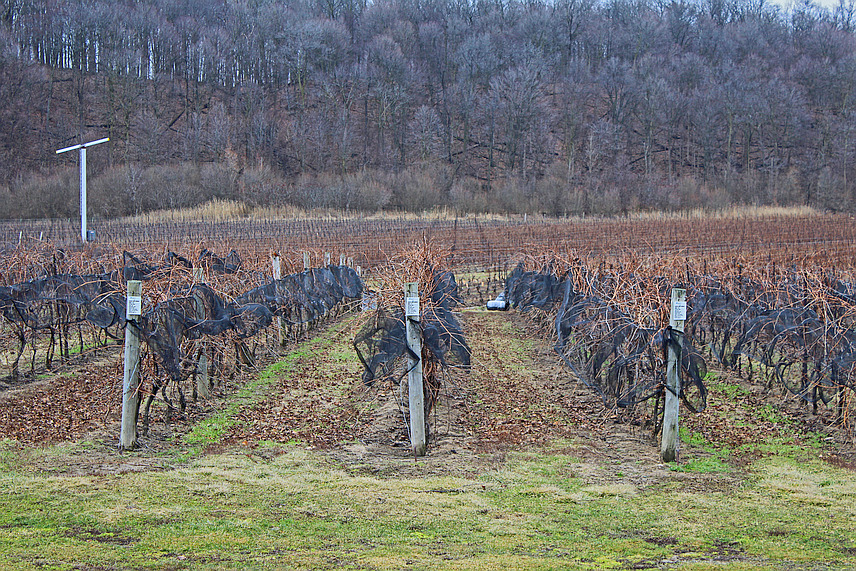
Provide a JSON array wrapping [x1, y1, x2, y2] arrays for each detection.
[[0, 307, 852, 481]]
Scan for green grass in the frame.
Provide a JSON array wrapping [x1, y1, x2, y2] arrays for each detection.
[[674, 428, 732, 473], [0, 443, 854, 570], [1, 312, 854, 569], [719, 382, 749, 400], [181, 318, 355, 458]]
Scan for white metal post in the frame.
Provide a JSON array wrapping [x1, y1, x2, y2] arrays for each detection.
[[56, 137, 109, 243], [80, 147, 86, 243]]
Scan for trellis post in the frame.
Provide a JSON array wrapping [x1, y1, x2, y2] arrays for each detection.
[[193, 267, 210, 399], [272, 254, 284, 347], [661, 287, 686, 463], [405, 283, 427, 457], [120, 280, 142, 450]]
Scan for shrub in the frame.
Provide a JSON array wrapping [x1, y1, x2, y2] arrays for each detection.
[[5, 171, 77, 219]]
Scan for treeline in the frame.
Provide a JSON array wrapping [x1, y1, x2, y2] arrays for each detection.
[[1, 0, 856, 217]]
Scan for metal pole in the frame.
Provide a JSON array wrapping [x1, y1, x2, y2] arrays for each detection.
[[80, 147, 86, 244], [56, 137, 108, 244]]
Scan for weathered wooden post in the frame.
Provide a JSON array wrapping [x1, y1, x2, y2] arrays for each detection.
[[405, 283, 427, 457], [298, 252, 311, 332], [193, 267, 210, 400], [339, 254, 346, 266], [324, 251, 331, 266], [120, 280, 143, 450], [272, 254, 284, 346], [661, 287, 686, 463]]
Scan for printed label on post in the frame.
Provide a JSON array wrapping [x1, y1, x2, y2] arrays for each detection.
[[671, 300, 687, 322], [127, 295, 142, 317], [405, 296, 420, 319]]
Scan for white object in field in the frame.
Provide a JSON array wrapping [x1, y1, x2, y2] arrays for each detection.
[[487, 290, 508, 310]]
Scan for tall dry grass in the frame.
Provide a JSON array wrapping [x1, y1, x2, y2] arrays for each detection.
[[124, 198, 821, 225]]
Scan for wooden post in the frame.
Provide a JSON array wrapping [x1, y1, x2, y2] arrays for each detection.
[[120, 280, 142, 450], [339, 254, 346, 266], [324, 251, 331, 266], [193, 267, 209, 400], [272, 254, 284, 347], [661, 287, 686, 463], [303, 251, 311, 271], [405, 283, 426, 457]]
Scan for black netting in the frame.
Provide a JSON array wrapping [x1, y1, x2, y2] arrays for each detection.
[[353, 308, 407, 385], [506, 262, 856, 411], [353, 270, 471, 389], [0, 273, 126, 330], [137, 266, 363, 382], [506, 263, 562, 312], [686, 275, 856, 405], [506, 262, 709, 412], [199, 248, 242, 274], [0, 252, 364, 386]]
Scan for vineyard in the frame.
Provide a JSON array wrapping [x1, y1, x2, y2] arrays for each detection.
[[1, 212, 856, 569], [1, 212, 855, 454], [3, 210, 856, 267]]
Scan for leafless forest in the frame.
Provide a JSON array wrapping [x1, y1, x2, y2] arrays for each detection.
[[2, 0, 856, 218]]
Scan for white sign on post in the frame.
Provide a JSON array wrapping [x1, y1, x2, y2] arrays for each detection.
[[405, 295, 420, 320], [671, 300, 687, 322], [126, 294, 142, 317]]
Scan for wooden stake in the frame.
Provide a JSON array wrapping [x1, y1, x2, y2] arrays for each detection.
[[193, 267, 209, 400], [120, 280, 142, 450], [303, 251, 311, 271], [405, 283, 426, 457], [272, 255, 284, 347], [661, 287, 686, 463]]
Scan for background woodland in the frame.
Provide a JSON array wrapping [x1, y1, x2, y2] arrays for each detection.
[[2, 0, 856, 217]]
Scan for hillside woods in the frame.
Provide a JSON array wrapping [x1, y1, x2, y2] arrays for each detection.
[[2, 0, 856, 217]]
